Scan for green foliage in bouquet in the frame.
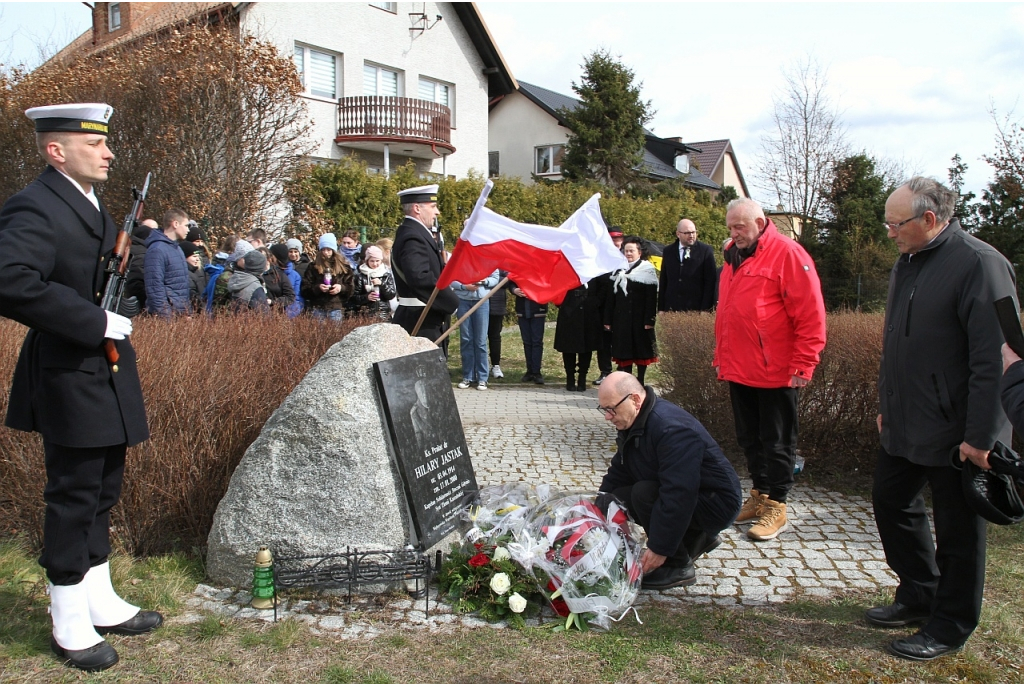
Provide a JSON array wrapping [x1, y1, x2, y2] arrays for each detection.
[[436, 539, 542, 629]]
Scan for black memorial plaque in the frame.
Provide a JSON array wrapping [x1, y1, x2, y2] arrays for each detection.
[[374, 349, 478, 549]]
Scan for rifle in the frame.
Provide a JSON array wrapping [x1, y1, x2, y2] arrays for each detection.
[[100, 172, 151, 368]]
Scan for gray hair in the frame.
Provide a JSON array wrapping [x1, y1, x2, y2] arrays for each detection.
[[726, 198, 765, 218], [903, 176, 956, 224]]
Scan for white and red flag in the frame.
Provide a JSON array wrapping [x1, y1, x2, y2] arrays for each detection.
[[436, 180, 627, 305]]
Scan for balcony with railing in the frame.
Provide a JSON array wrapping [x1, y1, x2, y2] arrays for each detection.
[[335, 96, 455, 158]]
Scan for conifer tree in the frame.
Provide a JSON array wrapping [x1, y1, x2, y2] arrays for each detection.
[[560, 50, 653, 191]]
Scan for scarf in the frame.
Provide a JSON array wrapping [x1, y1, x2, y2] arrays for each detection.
[[341, 245, 361, 268], [612, 259, 658, 297]]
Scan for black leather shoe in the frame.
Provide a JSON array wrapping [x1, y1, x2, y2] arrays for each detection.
[[593, 373, 608, 386], [689, 533, 723, 560], [888, 632, 962, 661], [534, 374, 545, 385], [96, 610, 163, 636], [641, 565, 696, 590], [520, 372, 535, 383], [51, 636, 119, 672], [865, 602, 930, 627]]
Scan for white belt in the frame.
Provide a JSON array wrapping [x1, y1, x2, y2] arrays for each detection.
[[398, 297, 426, 307]]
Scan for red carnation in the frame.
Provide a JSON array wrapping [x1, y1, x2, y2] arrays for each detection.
[[468, 553, 489, 567]]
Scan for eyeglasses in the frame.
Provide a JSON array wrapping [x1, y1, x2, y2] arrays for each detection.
[[884, 213, 923, 232], [597, 394, 632, 417]]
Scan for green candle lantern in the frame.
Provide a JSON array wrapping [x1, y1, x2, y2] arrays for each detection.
[[251, 546, 276, 609]]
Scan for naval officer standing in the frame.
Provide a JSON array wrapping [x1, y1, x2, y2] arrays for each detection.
[[390, 184, 458, 344], [0, 103, 161, 672]]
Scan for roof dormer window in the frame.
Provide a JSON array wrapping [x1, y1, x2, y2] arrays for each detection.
[[109, 3, 122, 31], [674, 153, 690, 174]]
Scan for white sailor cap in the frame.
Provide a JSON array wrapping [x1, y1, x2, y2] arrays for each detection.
[[25, 103, 113, 135], [397, 184, 439, 204]]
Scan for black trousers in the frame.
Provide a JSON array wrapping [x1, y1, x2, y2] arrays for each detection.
[[613, 480, 734, 567], [596, 330, 613, 376], [518, 316, 544, 375], [872, 447, 986, 646], [40, 441, 127, 586], [728, 382, 797, 502], [488, 313, 503, 367]]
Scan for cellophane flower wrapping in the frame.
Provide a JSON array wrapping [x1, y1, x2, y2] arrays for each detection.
[[462, 483, 562, 545], [518, 493, 643, 629]]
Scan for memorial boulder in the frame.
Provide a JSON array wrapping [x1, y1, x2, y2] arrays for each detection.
[[206, 323, 443, 588]]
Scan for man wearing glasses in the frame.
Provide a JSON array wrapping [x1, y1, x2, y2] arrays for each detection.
[[596, 372, 742, 590], [870, 177, 1016, 661], [658, 219, 717, 312]]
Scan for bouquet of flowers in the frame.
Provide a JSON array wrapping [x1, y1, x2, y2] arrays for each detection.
[[461, 483, 561, 545], [435, 537, 542, 628], [516, 494, 643, 630]]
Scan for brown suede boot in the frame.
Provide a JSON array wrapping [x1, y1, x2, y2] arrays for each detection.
[[747, 499, 788, 540], [735, 488, 768, 523]]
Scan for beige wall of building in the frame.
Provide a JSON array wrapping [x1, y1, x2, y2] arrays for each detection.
[[488, 90, 569, 183]]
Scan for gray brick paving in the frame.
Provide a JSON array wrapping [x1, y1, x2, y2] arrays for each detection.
[[455, 385, 898, 607], [180, 384, 897, 635]]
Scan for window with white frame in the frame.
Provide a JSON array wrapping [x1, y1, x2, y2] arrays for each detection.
[[418, 77, 454, 125], [535, 144, 565, 175], [368, 1, 397, 12], [294, 43, 341, 100], [109, 3, 122, 31], [363, 63, 400, 97]]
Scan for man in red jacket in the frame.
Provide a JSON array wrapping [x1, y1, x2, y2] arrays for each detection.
[[713, 199, 826, 541]]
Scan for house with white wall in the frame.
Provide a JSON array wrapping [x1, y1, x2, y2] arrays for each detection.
[[55, 2, 516, 180], [488, 81, 720, 192]]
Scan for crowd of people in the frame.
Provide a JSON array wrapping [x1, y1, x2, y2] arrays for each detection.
[[1, 100, 1020, 672], [129, 217, 398, 323]]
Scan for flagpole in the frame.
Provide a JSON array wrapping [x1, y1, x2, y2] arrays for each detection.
[[409, 287, 440, 338], [433, 276, 510, 345]]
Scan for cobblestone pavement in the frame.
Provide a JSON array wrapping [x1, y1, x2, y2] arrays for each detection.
[[178, 384, 896, 635]]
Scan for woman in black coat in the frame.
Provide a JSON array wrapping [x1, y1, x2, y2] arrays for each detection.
[[554, 285, 602, 391], [605, 236, 659, 384]]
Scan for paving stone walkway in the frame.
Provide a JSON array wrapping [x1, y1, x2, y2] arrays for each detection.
[[177, 384, 897, 635]]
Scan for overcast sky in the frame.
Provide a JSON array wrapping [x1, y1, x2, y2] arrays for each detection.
[[3, 2, 1021, 203]]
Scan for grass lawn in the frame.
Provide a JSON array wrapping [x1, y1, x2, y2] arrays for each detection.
[[1, 524, 1021, 682]]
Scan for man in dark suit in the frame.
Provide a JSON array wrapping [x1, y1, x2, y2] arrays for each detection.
[[391, 184, 458, 344], [658, 219, 717, 312], [0, 104, 161, 672]]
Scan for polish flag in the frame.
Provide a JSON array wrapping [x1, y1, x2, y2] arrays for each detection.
[[436, 180, 627, 305]]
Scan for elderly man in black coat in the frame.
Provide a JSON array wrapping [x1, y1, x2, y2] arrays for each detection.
[[597, 372, 742, 590], [391, 184, 459, 344], [0, 104, 160, 672], [658, 219, 717, 312]]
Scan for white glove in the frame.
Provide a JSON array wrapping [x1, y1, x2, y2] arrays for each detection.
[[104, 311, 133, 340]]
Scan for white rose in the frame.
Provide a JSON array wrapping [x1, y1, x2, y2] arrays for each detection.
[[507, 592, 527, 613], [490, 572, 511, 595], [492, 546, 511, 561]]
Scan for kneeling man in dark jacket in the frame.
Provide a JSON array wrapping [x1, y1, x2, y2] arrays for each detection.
[[597, 372, 742, 590]]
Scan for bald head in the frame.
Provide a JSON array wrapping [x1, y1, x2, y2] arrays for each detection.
[[676, 219, 697, 247], [597, 372, 646, 430], [726, 199, 767, 250]]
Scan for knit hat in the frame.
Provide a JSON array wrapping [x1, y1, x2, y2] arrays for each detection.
[[242, 249, 267, 275], [184, 221, 206, 243], [228, 239, 254, 263], [363, 245, 384, 262], [269, 243, 290, 265], [286, 238, 303, 251], [319, 233, 338, 251], [179, 241, 202, 258]]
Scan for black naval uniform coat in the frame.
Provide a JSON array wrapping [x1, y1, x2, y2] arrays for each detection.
[[0, 166, 149, 448], [391, 216, 459, 340]]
